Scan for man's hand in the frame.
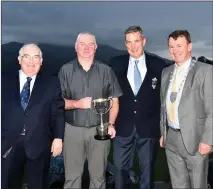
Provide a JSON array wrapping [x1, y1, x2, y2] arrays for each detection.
[[51, 138, 63, 157], [160, 136, 164, 148], [77, 97, 92, 109], [108, 125, 116, 138], [199, 143, 212, 155]]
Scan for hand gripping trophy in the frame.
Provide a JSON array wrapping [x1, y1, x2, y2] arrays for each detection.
[[91, 97, 113, 140]]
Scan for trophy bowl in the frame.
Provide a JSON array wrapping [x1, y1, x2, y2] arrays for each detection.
[[91, 98, 113, 140]]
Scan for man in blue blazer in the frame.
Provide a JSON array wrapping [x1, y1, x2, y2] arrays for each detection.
[[1, 44, 65, 189], [109, 26, 167, 189]]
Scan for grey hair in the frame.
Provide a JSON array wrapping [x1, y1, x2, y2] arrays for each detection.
[[125, 25, 144, 40], [75, 32, 97, 45], [19, 43, 43, 57]]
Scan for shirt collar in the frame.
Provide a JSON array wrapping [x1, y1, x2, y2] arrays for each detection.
[[130, 53, 145, 64], [175, 57, 192, 71], [19, 70, 37, 80], [76, 58, 96, 71]]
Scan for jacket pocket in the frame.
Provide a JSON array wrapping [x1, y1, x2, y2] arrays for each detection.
[[196, 118, 205, 125]]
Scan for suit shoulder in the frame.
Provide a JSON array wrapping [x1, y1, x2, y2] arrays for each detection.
[[145, 52, 169, 75], [161, 64, 173, 76], [146, 52, 167, 65], [196, 61, 213, 70], [109, 54, 128, 63], [110, 54, 128, 60], [40, 75, 60, 85], [1, 75, 13, 88], [194, 61, 213, 79], [109, 54, 129, 71], [1, 73, 18, 85]]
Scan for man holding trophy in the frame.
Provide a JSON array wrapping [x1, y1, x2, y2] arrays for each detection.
[[58, 32, 122, 189]]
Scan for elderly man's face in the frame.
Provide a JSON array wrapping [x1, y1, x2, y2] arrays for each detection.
[[18, 45, 43, 77], [75, 34, 97, 59]]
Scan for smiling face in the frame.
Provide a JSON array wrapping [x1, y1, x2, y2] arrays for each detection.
[[168, 35, 192, 65], [125, 31, 146, 59], [18, 44, 43, 77]]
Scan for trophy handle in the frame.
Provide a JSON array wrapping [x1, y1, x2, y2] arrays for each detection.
[[90, 100, 99, 114], [105, 97, 113, 114]]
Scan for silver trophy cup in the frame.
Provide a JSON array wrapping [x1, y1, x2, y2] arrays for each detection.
[[91, 98, 113, 140]]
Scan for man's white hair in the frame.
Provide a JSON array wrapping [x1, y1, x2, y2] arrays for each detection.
[[19, 43, 43, 57], [75, 32, 97, 45]]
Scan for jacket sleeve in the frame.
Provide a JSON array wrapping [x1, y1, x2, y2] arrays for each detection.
[[160, 68, 166, 137], [50, 77, 65, 140], [201, 64, 213, 146]]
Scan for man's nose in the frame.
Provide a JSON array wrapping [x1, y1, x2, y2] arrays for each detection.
[[84, 45, 89, 50], [131, 42, 137, 48]]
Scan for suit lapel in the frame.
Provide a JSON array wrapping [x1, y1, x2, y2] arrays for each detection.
[[135, 53, 160, 96], [137, 69, 152, 94], [122, 55, 135, 95], [179, 61, 196, 101], [26, 74, 45, 111], [161, 66, 174, 139], [14, 72, 23, 110], [132, 53, 150, 95], [162, 65, 175, 106]]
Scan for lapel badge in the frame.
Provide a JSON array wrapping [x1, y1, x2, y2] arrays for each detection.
[[152, 77, 157, 89]]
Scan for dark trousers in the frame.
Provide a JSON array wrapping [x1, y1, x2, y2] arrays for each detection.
[[113, 127, 159, 189], [1, 136, 50, 189]]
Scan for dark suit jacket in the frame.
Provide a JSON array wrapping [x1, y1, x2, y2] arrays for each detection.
[[1, 72, 65, 159], [109, 52, 167, 138]]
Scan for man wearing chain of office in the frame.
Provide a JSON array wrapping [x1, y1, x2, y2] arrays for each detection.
[[160, 30, 213, 189]]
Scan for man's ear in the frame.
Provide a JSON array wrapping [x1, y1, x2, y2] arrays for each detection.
[[143, 37, 146, 47], [188, 42, 192, 52], [18, 56, 21, 64], [75, 42, 78, 52], [40, 57, 43, 65]]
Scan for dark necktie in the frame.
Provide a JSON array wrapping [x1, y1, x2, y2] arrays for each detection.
[[134, 60, 142, 95], [20, 77, 32, 110]]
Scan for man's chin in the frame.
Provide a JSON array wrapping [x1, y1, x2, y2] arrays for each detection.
[[25, 71, 38, 77]]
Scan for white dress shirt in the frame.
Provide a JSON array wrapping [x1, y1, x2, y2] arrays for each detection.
[[127, 53, 147, 92], [166, 57, 192, 129], [19, 70, 37, 95]]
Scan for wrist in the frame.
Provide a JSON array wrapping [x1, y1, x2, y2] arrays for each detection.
[[54, 138, 62, 142], [109, 123, 115, 127], [73, 100, 78, 109]]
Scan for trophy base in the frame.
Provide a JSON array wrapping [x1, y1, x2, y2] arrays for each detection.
[[94, 134, 111, 140]]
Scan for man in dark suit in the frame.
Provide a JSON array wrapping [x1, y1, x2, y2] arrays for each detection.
[[1, 44, 65, 189], [109, 26, 167, 189]]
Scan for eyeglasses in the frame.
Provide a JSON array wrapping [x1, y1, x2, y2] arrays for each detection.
[[21, 54, 41, 61]]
